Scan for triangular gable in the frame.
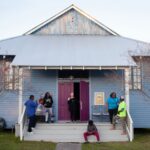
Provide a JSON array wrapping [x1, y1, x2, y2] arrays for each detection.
[[24, 4, 119, 35]]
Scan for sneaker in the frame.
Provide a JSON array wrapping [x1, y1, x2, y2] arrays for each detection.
[[31, 127, 35, 131], [28, 132, 33, 135]]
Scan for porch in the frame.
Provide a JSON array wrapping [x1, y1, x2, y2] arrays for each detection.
[[17, 68, 133, 142], [23, 122, 129, 142]]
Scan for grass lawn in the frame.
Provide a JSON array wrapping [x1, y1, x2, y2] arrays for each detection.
[[0, 131, 56, 150], [0, 129, 150, 150], [82, 129, 150, 150]]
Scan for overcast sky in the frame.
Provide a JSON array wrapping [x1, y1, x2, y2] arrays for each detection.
[[0, 0, 150, 42]]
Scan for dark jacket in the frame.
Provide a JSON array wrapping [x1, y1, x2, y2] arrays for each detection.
[[68, 98, 78, 112], [87, 124, 97, 132], [43, 96, 53, 108]]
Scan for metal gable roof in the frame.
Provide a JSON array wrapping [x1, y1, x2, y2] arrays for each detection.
[[0, 35, 145, 67]]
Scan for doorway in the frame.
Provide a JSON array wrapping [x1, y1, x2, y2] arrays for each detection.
[[58, 80, 89, 121]]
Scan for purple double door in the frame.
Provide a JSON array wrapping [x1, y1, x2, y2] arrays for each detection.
[[58, 81, 89, 121]]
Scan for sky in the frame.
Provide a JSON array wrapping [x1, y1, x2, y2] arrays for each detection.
[[0, 0, 150, 43]]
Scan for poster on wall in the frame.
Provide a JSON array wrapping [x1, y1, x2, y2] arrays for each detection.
[[94, 92, 105, 105]]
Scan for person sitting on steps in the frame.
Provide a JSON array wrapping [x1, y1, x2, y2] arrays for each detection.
[[83, 120, 100, 143]]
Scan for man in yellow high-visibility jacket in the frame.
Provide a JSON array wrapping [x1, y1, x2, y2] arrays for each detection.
[[112, 96, 127, 135]]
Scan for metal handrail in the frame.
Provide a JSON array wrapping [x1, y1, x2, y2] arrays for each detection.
[[19, 106, 26, 141], [126, 110, 134, 141]]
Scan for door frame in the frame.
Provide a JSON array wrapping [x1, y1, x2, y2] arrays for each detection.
[[58, 79, 90, 121]]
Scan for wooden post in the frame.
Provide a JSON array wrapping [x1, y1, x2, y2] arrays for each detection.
[[18, 68, 23, 123], [124, 68, 130, 112]]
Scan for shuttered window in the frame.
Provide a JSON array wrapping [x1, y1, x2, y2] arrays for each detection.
[[129, 66, 142, 90]]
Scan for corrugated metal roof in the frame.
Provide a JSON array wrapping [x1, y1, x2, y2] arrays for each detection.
[[0, 35, 148, 67]]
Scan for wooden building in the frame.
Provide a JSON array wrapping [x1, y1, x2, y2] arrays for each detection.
[[0, 5, 150, 142]]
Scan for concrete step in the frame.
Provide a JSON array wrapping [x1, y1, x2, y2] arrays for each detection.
[[24, 134, 128, 142], [23, 123, 129, 142], [31, 128, 124, 135], [35, 123, 122, 130]]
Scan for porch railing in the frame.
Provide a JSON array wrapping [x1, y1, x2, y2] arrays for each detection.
[[126, 110, 134, 141], [19, 106, 27, 141]]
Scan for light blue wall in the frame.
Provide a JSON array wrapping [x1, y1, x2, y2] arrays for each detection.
[[90, 70, 124, 122], [130, 60, 150, 128], [130, 91, 150, 128], [23, 70, 58, 121], [0, 91, 18, 128]]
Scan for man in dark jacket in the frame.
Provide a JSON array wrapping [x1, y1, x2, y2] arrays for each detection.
[[25, 95, 38, 133], [68, 92, 78, 122]]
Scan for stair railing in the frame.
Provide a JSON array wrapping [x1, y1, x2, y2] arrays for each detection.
[[19, 106, 27, 141], [126, 110, 134, 141]]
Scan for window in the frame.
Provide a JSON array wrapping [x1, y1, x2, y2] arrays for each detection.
[[129, 66, 142, 90], [1, 61, 19, 90]]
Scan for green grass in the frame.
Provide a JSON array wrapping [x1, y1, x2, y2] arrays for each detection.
[[0, 129, 150, 150], [82, 129, 150, 150], [0, 131, 56, 150]]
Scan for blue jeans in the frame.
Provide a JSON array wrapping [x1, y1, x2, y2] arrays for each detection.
[[28, 115, 36, 132]]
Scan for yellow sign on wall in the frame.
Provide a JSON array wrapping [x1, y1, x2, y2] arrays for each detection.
[[94, 92, 105, 105]]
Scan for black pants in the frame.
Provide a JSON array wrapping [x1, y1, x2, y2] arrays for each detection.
[[70, 110, 77, 121], [28, 115, 36, 132], [108, 109, 118, 124]]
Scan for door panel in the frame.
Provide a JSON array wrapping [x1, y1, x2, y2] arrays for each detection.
[[58, 82, 73, 120], [80, 81, 89, 121]]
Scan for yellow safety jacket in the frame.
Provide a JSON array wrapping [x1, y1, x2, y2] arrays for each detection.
[[118, 101, 126, 117]]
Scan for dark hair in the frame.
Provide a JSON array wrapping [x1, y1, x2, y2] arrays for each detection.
[[44, 92, 52, 100], [110, 92, 116, 98], [88, 120, 93, 126], [29, 95, 34, 100]]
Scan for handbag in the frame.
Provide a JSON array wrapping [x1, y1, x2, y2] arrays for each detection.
[[36, 104, 43, 115]]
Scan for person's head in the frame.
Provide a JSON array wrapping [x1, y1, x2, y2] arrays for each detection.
[[88, 120, 93, 126], [44, 92, 51, 99], [120, 96, 124, 102], [110, 92, 116, 98], [70, 92, 74, 98], [29, 95, 34, 100]]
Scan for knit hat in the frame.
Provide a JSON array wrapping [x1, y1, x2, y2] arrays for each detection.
[[120, 96, 124, 100]]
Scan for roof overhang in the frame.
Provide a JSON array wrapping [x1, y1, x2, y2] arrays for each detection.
[[12, 65, 132, 70]]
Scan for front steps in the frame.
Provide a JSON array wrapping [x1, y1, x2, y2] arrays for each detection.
[[23, 123, 129, 142]]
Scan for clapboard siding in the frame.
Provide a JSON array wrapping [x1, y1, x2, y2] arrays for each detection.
[[90, 70, 124, 122], [23, 70, 58, 121], [0, 91, 18, 128], [32, 9, 112, 35], [130, 60, 150, 128]]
